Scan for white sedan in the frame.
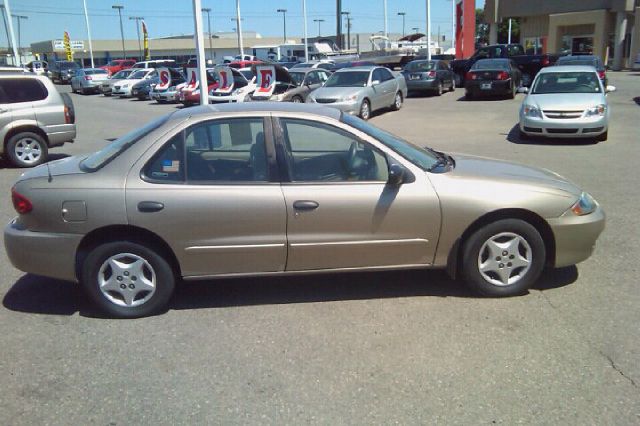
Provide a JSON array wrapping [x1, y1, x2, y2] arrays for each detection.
[[112, 68, 156, 98], [209, 67, 256, 104]]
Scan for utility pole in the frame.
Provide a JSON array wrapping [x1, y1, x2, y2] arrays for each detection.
[[426, 0, 431, 60], [235, 0, 244, 57], [129, 16, 144, 60], [314, 19, 324, 37], [450, 0, 455, 53], [303, 0, 308, 61], [277, 8, 287, 43], [383, 0, 388, 38], [112, 5, 126, 59], [508, 18, 512, 44], [201, 7, 213, 62], [397, 12, 406, 37], [192, 0, 207, 105], [82, 0, 94, 67], [2, 1, 19, 66], [13, 14, 27, 65], [336, 0, 342, 49], [341, 11, 351, 49]]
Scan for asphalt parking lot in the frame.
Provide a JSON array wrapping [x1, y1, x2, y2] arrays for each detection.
[[1, 72, 639, 424]]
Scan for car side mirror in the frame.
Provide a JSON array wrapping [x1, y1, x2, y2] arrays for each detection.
[[371, 79, 381, 86], [605, 85, 616, 93], [387, 164, 405, 186], [517, 86, 529, 94]]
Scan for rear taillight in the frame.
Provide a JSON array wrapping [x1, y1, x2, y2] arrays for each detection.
[[11, 188, 32, 214], [541, 57, 550, 67], [64, 105, 71, 124], [598, 70, 606, 81], [465, 72, 476, 81], [84, 76, 92, 80], [427, 71, 436, 78], [497, 71, 509, 80]]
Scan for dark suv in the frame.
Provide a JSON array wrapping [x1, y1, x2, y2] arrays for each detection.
[[49, 61, 80, 84]]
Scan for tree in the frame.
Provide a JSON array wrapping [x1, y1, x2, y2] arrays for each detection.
[[498, 18, 520, 44], [475, 8, 489, 45]]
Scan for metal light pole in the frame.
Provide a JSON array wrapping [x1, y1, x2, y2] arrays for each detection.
[[508, 18, 512, 44], [341, 11, 350, 49], [450, 0, 455, 53], [13, 14, 27, 65], [129, 16, 144, 60], [426, 0, 431, 60], [383, 0, 388, 38], [314, 19, 324, 37], [112, 5, 126, 59], [235, 0, 244, 57], [0, 6, 10, 58], [2, 1, 19, 66], [82, 0, 95, 67], [303, 0, 308, 61], [397, 12, 406, 37], [277, 9, 287, 43], [201, 8, 213, 63], [192, 0, 208, 105]]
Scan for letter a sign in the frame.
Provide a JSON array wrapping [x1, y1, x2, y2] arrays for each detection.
[[253, 65, 276, 99], [187, 68, 199, 90]]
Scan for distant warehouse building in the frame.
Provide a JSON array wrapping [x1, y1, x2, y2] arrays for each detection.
[[484, 0, 639, 70]]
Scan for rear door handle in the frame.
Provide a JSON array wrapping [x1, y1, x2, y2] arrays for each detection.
[[137, 201, 164, 213], [293, 200, 319, 211]]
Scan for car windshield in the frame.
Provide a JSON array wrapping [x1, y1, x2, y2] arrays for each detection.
[[405, 61, 435, 72], [80, 114, 171, 172], [59, 62, 78, 69], [342, 114, 439, 171], [472, 60, 509, 70], [129, 70, 149, 79], [324, 71, 369, 87], [289, 72, 306, 85], [85, 69, 107, 75], [532, 71, 602, 94], [112, 70, 133, 78], [556, 57, 598, 67]]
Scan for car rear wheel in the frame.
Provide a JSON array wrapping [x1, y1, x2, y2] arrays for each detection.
[[82, 241, 175, 318], [461, 219, 545, 297], [391, 91, 403, 110], [508, 83, 516, 99], [359, 99, 371, 120], [465, 91, 474, 100], [449, 77, 456, 92], [6, 132, 48, 168], [290, 95, 303, 103], [434, 81, 443, 96]]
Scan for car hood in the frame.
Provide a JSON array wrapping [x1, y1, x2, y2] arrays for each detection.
[[445, 154, 581, 198], [525, 93, 606, 110], [312, 86, 364, 99]]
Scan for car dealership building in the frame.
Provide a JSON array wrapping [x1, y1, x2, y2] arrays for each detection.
[[484, 0, 639, 70]]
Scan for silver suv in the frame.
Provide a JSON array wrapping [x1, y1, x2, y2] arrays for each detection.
[[0, 73, 76, 167]]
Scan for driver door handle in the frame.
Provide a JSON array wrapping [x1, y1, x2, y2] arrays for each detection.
[[293, 200, 319, 211], [138, 201, 164, 213]]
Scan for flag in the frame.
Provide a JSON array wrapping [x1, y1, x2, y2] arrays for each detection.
[[142, 20, 150, 60], [63, 31, 73, 61]]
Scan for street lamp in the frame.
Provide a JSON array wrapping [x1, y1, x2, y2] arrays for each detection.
[[277, 9, 287, 43], [129, 16, 144, 60], [201, 7, 214, 63], [313, 19, 325, 37], [235, 0, 244, 57], [412, 27, 419, 33], [341, 11, 351, 49], [112, 5, 126, 59], [12, 14, 27, 64], [397, 12, 406, 37]]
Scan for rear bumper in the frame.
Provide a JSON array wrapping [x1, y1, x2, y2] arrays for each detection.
[[4, 218, 82, 282], [547, 205, 606, 268], [406, 79, 439, 91], [466, 80, 511, 96], [45, 124, 76, 147]]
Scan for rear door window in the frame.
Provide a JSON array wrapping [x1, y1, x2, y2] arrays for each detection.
[[0, 78, 48, 103]]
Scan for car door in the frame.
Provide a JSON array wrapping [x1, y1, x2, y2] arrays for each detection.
[[126, 115, 287, 278], [302, 71, 321, 100], [379, 67, 398, 106], [0, 78, 38, 132], [275, 116, 441, 271], [369, 68, 386, 111]]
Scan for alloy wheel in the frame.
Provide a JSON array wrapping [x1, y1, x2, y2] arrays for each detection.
[[98, 253, 157, 307], [14, 138, 43, 165], [477, 232, 532, 286]]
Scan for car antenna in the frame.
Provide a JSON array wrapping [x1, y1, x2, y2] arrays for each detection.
[[46, 161, 52, 182]]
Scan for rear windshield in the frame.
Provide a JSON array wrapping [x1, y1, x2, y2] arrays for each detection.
[[532, 71, 602, 94], [471, 60, 509, 70], [58, 62, 79, 69], [556, 57, 600, 67], [85, 69, 108, 75], [80, 115, 171, 172], [324, 71, 369, 87], [405, 61, 435, 72]]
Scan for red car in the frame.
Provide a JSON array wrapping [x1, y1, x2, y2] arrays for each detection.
[[100, 59, 136, 76], [228, 60, 262, 69], [179, 82, 219, 107]]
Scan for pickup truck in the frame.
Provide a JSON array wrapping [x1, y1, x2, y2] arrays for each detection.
[[451, 44, 558, 87]]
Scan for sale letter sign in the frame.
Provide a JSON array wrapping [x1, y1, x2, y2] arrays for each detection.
[[253, 65, 276, 98], [186, 67, 199, 89], [213, 67, 234, 94], [156, 68, 171, 90]]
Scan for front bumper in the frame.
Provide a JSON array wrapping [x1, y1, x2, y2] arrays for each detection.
[[112, 86, 132, 97], [209, 93, 245, 103], [151, 90, 179, 102], [4, 218, 82, 282], [308, 98, 360, 115], [520, 114, 608, 138], [547, 204, 606, 268]]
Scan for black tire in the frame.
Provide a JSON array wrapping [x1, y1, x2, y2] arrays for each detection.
[[595, 131, 608, 142], [103, 92, 112, 97], [6, 132, 48, 168], [290, 95, 303, 103], [82, 241, 176, 318], [461, 219, 545, 297], [81, 87, 88, 95], [465, 91, 474, 100], [434, 81, 443, 96], [449, 77, 456, 92], [508, 83, 516, 99], [391, 91, 403, 111], [359, 99, 371, 120]]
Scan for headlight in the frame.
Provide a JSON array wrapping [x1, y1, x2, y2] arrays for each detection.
[[585, 104, 606, 116], [522, 104, 542, 118], [570, 192, 597, 216], [343, 94, 358, 102]]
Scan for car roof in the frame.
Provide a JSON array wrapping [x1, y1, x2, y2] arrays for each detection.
[[170, 102, 342, 122], [539, 65, 598, 73], [336, 66, 377, 72], [559, 55, 597, 60], [288, 67, 314, 73]]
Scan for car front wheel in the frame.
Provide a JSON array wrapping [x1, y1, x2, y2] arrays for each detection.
[[82, 241, 176, 318], [391, 91, 403, 110], [461, 219, 545, 297], [359, 99, 371, 120]]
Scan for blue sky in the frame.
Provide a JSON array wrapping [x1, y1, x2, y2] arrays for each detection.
[[4, 0, 484, 46]]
